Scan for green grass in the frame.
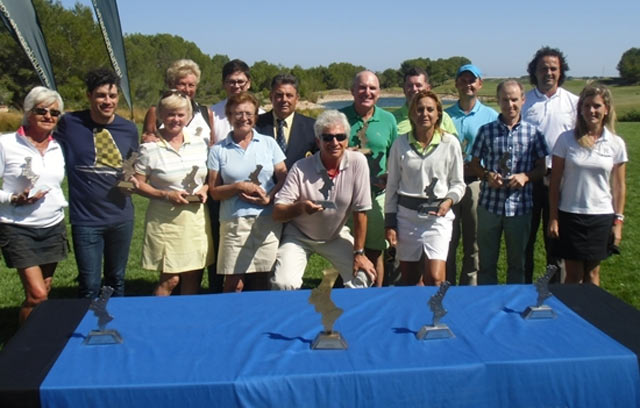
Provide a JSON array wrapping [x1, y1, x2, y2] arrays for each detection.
[[1, 121, 639, 349]]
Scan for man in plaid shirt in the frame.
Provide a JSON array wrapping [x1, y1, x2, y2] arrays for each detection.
[[469, 79, 548, 284]]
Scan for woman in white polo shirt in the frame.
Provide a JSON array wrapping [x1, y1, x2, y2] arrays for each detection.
[[548, 84, 627, 286], [0, 86, 68, 323]]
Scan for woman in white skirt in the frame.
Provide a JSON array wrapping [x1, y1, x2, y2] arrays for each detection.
[[385, 90, 465, 286], [208, 92, 286, 292], [134, 91, 213, 295]]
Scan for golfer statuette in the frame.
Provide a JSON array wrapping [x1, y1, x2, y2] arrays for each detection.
[[116, 151, 139, 191], [522, 265, 558, 319], [21, 157, 39, 192], [181, 165, 202, 202], [498, 151, 512, 183], [314, 171, 337, 210], [417, 281, 455, 340], [417, 178, 444, 218], [84, 286, 123, 345], [309, 268, 348, 349]]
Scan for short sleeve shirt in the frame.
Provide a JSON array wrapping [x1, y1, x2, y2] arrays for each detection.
[[208, 131, 286, 221], [445, 100, 499, 161], [275, 150, 372, 241]]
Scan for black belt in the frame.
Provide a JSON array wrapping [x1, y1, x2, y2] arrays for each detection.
[[398, 195, 431, 211], [464, 176, 479, 184]]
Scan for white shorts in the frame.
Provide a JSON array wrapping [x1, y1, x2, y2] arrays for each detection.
[[396, 205, 454, 262]]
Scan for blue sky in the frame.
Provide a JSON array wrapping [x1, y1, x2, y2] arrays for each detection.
[[60, 0, 639, 78]]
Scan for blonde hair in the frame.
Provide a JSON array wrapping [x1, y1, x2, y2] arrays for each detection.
[[408, 90, 443, 132], [575, 84, 616, 148], [157, 91, 192, 121], [166, 59, 201, 88]]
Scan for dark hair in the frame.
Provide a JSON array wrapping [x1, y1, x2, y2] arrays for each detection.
[[403, 67, 429, 84], [225, 92, 259, 118], [85, 68, 120, 93], [222, 59, 251, 82], [527, 46, 570, 87], [271, 73, 299, 92]]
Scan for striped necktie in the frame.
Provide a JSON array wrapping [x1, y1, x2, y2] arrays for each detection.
[[276, 119, 287, 153]]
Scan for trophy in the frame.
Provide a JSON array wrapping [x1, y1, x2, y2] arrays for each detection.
[[313, 171, 337, 210], [522, 265, 559, 319], [21, 157, 40, 196], [309, 268, 348, 349], [84, 286, 123, 345], [354, 121, 371, 155], [368, 152, 387, 189], [247, 164, 263, 185], [116, 152, 139, 190], [417, 178, 445, 218], [181, 165, 202, 202], [498, 152, 512, 183], [416, 281, 455, 340]]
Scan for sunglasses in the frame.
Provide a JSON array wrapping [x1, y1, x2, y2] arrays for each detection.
[[321, 133, 348, 142], [161, 89, 188, 99], [31, 107, 61, 117]]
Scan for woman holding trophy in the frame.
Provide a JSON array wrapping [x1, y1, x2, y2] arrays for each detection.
[[384, 90, 465, 286], [134, 91, 213, 296], [0, 86, 68, 323]]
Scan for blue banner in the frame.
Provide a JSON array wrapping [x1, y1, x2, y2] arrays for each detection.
[[91, 0, 133, 113], [0, 0, 56, 90]]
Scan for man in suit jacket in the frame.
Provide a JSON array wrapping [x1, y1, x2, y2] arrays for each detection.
[[255, 73, 317, 170]]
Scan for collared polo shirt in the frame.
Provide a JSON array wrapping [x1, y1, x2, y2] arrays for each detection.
[[393, 103, 458, 136], [445, 100, 498, 161], [470, 116, 549, 216], [208, 131, 286, 221], [408, 129, 441, 156], [340, 104, 397, 194], [135, 128, 209, 195], [275, 150, 372, 241], [522, 87, 578, 167]]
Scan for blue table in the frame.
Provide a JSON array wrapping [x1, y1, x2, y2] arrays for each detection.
[[31, 285, 640, 407]]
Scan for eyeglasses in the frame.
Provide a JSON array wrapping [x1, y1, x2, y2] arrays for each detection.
[[321, 133, 348, 142], [161, 89, 188, 99], [225, 79, 248, 87], [31, 107, 61, 117], [232, 112, 255, 119]]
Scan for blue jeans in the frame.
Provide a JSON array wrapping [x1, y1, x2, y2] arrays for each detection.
[[477, 206, 531, 285], [72, 221, 134, 298]]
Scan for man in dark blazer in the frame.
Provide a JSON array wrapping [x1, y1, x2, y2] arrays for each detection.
[[255, 74, 317, 170]]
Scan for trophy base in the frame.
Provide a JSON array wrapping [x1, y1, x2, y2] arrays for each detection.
[[417, 201, 442, 219], [83, 329, 123, 345], [184, 194, 202, 203], [313, 200, 337, 210], [116, 181, 134, 191], [522, 305, 556, 320], [311, 331, 348, 350], [416, 324, 455, 340]]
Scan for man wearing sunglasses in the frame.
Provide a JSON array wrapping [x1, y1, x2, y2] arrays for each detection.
[[54, 68, 139, 299], [271, 110, 376, 290]]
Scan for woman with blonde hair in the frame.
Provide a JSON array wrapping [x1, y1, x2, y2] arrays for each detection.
[[548, 84, 626, 285]]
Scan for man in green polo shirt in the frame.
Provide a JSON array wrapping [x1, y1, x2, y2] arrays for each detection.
[[340, 70, 397, 286], [393, 67, 458, 136]]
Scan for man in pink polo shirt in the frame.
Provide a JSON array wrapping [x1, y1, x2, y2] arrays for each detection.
[[271, 110, 376, 290]]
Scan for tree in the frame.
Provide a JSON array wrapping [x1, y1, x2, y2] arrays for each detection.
[[379, 68, 400, 89], [617, 48, 640, 84]]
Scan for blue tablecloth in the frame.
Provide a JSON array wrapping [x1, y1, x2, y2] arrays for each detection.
[[40, 286, 640, 407]]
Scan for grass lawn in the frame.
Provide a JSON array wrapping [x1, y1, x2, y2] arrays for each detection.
[[0, 117, 639, 348]]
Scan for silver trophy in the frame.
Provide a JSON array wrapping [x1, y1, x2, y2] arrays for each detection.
[[522, 265, 558, 319], [498, 152, 512, 183], [181, 165, 202, 202], [313, 171, 337, 210], [21, 157, 40, 192], [417, 178, 445, 218], [84, 286, 123, 345], [116, 151, 139, 190], [309, 269, 348, 349], [416, 281, 455, 340]]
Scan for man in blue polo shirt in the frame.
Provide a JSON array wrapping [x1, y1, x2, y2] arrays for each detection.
[[54, 68, 139, 298], [445, 64, 498, 286], [470, 80, 548, 284]]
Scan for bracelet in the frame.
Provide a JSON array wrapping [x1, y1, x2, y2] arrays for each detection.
[[614, 218, 623, 225], [615, 213, 624, 221], [353, 249, 365, 256]]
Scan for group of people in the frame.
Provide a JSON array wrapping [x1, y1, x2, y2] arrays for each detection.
[[0, 46, 627, 323]]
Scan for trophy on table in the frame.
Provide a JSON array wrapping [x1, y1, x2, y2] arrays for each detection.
[[417, 178, 445, 218], [181, 165, 202, 202], [116, 151, 139, 191], [416, 281, 455, 340], [313, 171, 337, 210], [309, 268, 348, 350], [498, 152, 512, 184], [522, 265, 559, 320], [84, 286, 123, 345]]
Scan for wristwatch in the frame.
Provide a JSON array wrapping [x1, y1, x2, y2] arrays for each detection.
[[353, 249, 365, 256]]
